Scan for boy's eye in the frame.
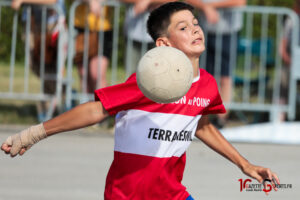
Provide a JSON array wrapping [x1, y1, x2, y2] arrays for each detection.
[[180, 27, 187, 31], [194, 23, 199, 26]]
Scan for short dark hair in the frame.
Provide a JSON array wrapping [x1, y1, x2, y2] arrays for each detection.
[[147, 2, 194, 42]]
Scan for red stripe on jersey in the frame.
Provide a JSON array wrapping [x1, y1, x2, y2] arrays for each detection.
[[95, 69, 226, 117], [104, 151, 190, 200], [94, 69, 226, 200]]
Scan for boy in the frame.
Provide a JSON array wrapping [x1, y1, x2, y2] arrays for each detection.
[[1, 2, 279, 200]]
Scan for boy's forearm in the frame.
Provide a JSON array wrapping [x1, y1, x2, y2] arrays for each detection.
[[1, 101, 108, 157], [195, 116, 250, 170], [44, 101, 108, 136]]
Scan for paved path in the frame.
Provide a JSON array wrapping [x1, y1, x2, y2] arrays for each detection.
[[0, 125, 299, 200]]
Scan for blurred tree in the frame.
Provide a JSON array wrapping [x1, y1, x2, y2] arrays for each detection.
[[0, 8, 25, 63]]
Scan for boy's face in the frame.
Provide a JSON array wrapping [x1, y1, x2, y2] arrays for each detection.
[[160, 10, 205, 58]]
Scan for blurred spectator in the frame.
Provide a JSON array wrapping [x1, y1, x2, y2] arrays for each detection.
[[120, 0, 220, 75], [199, 0, 246, 128], [124, 4, 154, 74], [73, 0, 113, 93], [11, 0, 67, 122], [120, 0, 156, 75], [279, 0, 300, 121]]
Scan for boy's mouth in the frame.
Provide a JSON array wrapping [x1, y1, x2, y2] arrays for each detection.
[[192, 37, 203, 44]]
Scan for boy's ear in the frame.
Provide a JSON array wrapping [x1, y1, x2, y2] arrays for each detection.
[[156, 37, 171, 47]]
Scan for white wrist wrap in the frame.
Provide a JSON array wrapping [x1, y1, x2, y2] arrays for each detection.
[[5, 123, 47, 156]]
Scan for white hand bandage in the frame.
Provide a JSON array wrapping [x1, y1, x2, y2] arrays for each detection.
[[4, 123, 47, 156]]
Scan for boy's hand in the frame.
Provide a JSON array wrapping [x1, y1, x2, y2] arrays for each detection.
[[242, 163, 280, 195], [1, 124, 47, 157]]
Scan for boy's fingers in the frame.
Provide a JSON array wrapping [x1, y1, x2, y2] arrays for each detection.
[[2, 124, 46, 157], [272, 174, 280, 191], [249, 170, 263, 183], [265, 169, 279, 191], [1, 143, 11, 154], [273, 173, 280, 185], [1, 136, 13, 153], [272, 180, 278, 191], [19, 148, 27, 156], [1, 143, 7, 150], [10, 135, 22, 157]]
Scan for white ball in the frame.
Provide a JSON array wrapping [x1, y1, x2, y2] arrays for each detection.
[[136, 46, 194, 103]]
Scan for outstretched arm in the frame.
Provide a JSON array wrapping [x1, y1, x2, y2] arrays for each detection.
[[1, 101, 109, 157], [44, 101, 108, 136], [120, 0, 171, 15], [185, 0, 220, 24], [186, 0, 246, 24], [120, 0, 220, 23], [11, 0, 57, 10], [205, 0, 246, 8], [195, 115, 280, 194]]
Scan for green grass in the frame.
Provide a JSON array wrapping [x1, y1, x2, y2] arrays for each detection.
[[0, 62, 41, 124], [0, 62, 41, 93], [0, 100, 39, 124]]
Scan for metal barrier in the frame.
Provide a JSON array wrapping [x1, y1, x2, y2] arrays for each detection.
[[1, 0, 300, 124], [65, 0, 121, 109], [66, 2, 300, 123], [199, 6, 300, 123], [0, 1, 66, 121]]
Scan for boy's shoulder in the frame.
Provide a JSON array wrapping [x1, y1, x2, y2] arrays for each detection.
[[196, 68, 220, 93], [125, 73, 137, 83], [199, 68, 215, 82]]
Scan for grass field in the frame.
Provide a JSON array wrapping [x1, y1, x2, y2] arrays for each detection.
[[0, 62, 41, 124], [0, 62, 126, 124]]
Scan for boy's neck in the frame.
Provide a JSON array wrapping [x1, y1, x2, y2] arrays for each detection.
[[189, 57, 200, 78]]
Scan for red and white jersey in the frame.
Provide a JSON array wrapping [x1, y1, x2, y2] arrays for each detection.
[[94, 69, 226, 200]]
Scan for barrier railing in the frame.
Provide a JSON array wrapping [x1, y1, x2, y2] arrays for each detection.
[[65, 0, 121, 109], [199, 6, 300, 123], [1, 1, 299, 124], [0, 1, 66, 121]]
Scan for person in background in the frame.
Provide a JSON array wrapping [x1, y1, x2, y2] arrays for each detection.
[[2, 3, 280, 200], [120, 0, 220, 75], [73, 0, 113, 94], [11, 0, 67, 122], [11, 0, 60, 10], [199, 0, 246, 128], [279, 0, 300, 121], [122, 1, 155, 75]]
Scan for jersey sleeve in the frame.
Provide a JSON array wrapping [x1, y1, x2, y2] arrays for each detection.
[[202, 73, 226, 115], [94, 74, 145, 115]]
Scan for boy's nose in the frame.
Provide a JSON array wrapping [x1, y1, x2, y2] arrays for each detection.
[[193, 26, 200, 34]]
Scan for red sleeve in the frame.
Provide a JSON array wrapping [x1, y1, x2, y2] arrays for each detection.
[[94, 73, 145, 115], [201, 70, 226, 115]]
